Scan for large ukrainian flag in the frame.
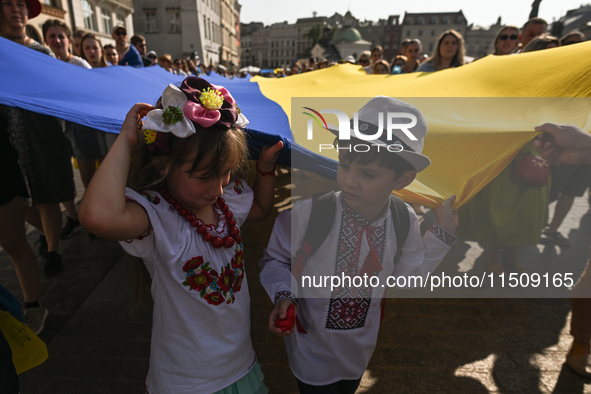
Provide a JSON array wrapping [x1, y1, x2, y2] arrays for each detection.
[[1, 37, 590, 208]]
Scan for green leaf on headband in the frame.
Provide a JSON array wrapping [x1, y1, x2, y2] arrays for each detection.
[[162, 106, 184, 125]]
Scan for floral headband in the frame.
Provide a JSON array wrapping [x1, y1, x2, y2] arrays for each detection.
[[142, 77, 249, 153]]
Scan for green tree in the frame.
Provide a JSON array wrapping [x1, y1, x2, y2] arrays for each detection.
[[304, 24, 323, 46]]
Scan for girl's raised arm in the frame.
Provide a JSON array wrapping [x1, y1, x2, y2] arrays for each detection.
[[79, 103, 154, 241], [247, 140, 284, 221]]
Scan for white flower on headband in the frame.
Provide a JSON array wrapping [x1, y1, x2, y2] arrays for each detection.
[[142, 84, 196, 138], [233, 106, 249, 129]]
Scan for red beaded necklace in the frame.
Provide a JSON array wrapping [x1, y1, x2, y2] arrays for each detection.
[[159, 187, 241, 249]]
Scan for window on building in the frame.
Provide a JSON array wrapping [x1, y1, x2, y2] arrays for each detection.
[[418, 17, 424, 25], [406, 17, 413, 25], [101, 7, 112, 34], [429, 42, 434, 51], [40, 0, 56, 6], [418, 30, 422, 36], [431, 30, 435, 36], [146, 12, 157, 33], [81, 0, 96, 31], [203, 16, 207, 38], [431, 17, 438, 24], [443, 17, 449, 24], [406, 30, 410, 37], [116, 13, 125, 28], [457, 16, 463, 24], [169, 12, 181, 33]]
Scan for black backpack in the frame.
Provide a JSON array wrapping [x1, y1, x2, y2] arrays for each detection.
[[293, 191, 411, 277]]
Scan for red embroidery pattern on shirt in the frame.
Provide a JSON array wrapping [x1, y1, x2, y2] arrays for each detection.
[[429, 222, 457, 246], [139, 192, 161, 205], [325, 196, 386, 330], [181, 244, 245, 305], [275, 290, 295, 304], [233, 179, 245, 194]]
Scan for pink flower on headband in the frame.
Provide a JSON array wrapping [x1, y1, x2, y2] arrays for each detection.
[[180, 77, 238, 129]]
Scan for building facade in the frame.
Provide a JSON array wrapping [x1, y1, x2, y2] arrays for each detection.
[[401, 11, 467, 56], [132, 0, 240, 67], [250, 27, 269, 67], [382, 15, 402, 62], [294, 16, 326, 59], [31, 0, 134, 47], [464, 18, 502, 59], [268, 22, 297, 68]]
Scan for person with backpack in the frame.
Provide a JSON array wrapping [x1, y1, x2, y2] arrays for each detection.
[[259, 96, 458, 393]]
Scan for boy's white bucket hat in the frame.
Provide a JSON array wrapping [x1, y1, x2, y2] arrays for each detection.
[[326, 96, 431, 172]]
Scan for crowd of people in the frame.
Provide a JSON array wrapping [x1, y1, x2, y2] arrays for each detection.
[[1, 0, 590, 392]]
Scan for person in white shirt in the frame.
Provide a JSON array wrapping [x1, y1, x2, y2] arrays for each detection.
[[260, 96, 458, 393]]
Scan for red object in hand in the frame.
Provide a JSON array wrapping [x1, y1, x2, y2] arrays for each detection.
[[276, 304, 296, 332]]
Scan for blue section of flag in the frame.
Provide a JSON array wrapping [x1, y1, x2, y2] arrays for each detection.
[[0, 37, 338, 177]]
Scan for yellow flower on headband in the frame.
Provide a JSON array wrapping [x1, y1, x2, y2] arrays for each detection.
[[144, 129, 157, 144], [199, 88, 224, 110]]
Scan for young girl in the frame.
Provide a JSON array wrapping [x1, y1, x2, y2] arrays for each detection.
[[80, 77, 283, 394]]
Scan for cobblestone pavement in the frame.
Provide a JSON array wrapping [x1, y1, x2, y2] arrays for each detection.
[[3, 170, 591, 393]]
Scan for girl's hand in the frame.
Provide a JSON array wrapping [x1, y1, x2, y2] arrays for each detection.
[[268, 298, 297, 337], [119, 103, 155, 152], [434, 195, 458, 233], [257, 140, 284, 172]]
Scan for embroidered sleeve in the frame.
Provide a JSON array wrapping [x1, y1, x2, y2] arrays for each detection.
[[429, 222, 457, 247], [275, 290, 297, 305]]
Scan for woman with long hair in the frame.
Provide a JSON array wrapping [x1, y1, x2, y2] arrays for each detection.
[[80, 32, 109, 68], [418, 30, 465, 72], [400, 39, 421, 73]]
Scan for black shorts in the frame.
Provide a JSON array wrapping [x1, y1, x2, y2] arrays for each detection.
[[0, 114, 29, 206]]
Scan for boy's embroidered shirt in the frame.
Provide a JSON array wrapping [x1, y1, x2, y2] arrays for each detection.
[[120, 180, 257, 394], [259, 191, 454, 385]]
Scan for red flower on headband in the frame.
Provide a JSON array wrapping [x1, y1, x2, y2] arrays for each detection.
[[180, 77, 238, 129]]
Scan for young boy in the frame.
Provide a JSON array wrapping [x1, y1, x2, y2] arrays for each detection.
[[259, 96, 458, 393]]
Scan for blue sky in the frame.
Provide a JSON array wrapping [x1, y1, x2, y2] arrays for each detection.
[[240, 0, 587, 28]]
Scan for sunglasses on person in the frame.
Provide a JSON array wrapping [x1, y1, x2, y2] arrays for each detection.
[[148, 55, 157, 59], [174, 62, 181, 66], [358, 58, 369, 65], [499, 34, 518, 41], [115, 30, 127, 36]]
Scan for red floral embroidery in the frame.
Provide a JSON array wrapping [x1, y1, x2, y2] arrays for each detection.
[[231, 250, 244, 269], [139, 192, 161, 205], [183, 256, 204, 272], [181, 244, 245, 305], [233, 179, 245, 194], [217, 266, 235, 292], [204, 291, 225, 305], [187, 268, 214, 292], [233, 270, 244, 293]]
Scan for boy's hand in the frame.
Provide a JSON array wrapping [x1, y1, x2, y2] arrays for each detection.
[[257, 140, 284, 173], [119, 103, 155, 152], [434, 195, 458, 233], [269, 298, 297, 337]]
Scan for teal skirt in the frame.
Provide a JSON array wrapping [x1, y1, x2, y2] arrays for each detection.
[[214, 361, 268, 394]]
